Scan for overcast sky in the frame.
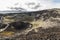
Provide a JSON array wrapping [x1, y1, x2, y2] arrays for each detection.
[[0, 0, 60, 11]]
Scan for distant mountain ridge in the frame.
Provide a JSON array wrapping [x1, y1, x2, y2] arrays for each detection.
[[0, 8, 60, 14]]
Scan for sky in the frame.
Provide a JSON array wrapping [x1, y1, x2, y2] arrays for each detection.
[[0, 0, 60, 11], [53, 0, 60, 3]]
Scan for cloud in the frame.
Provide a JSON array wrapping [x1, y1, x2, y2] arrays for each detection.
[[8, 0, 55, 11], [0, 0, 60, 11]]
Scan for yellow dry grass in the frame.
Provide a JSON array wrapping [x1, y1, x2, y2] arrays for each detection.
[[3, 16, 15, 24], [30, 20, 45, 32], [30, 20, 44, 28], [29, 19, 57, 32], [0, 31, 14, 37]]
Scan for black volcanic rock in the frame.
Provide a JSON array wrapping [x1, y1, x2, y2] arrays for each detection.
[[0, 8, 60, 40]]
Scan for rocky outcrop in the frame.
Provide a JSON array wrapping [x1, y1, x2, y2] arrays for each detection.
[[0, 8, 60, 40]]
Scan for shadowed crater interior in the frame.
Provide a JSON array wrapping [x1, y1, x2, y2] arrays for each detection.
[[8, 21, 32, 30]]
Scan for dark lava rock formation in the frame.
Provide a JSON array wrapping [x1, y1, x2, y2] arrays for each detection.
[[0, 8, 60, 40]]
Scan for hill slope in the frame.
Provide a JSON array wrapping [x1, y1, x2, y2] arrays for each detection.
[[0, 8, 60, 40]]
